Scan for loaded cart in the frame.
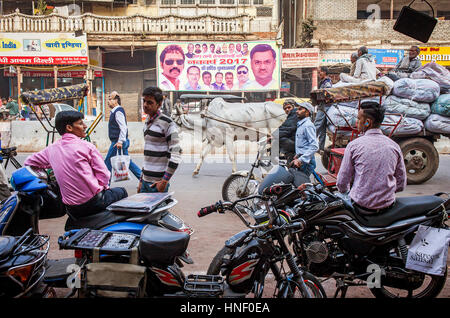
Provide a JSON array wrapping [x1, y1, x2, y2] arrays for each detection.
[[310, 80, 446, 186]]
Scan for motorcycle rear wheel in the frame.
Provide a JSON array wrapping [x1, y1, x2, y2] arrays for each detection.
[[207, 246, 233, 275], [278, 273, 327, 298], [370, 268, 447, 298]]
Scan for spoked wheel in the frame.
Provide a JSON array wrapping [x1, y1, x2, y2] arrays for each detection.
[[370, 268, 447, 298], [278, 273, 327, 298], [222, 175, 259, 202]]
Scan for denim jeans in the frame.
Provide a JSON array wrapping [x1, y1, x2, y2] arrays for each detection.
[[139, 180, 170, 193], [104, 139, 142, 180], [314, 106, 330, 151]]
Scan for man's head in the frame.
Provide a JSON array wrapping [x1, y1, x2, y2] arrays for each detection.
[[160, 45, 185, 80], [108, 91, 120, 109], [282, 99, 296, 114], [236, 43, 242, 53], [225, 72, 234, 86], [210, 43, 215, 53], [318, 66, 328, 80], [351, 52, 358, 63], [229, 43, 235, 53], [237, 65, 249, 84], [195, 44, 201, 52], [250, 44, 277, 85], [357, 101, 385, 132], [142, 86, 164, 117], [187, 66, 201, 88], [215, 72, 223, 84], [358, 46, 368, 57], [202, 43, 208, 53], [2, 98, 7, 104], [408, 46, 420, 60], [187, 43, 194, 53], [55, 110, 86, 137], [296, 102, 314, 120], [202, 71, 212, 86], [242, 43, 248, 52]]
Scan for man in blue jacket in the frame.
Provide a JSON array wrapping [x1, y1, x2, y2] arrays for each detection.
[[104, 91, 142, 181]]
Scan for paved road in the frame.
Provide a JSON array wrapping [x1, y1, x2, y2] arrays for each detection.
[[5, 153, 450, 298]]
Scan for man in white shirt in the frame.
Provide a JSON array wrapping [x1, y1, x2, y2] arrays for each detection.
[[224, 72, 237, 91], [104, 91, 142, 181], [159, 45, 185, 91], [340, 46, 378, 83]]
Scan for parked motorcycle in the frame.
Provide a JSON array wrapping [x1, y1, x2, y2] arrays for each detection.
[[256, 183, 450, 298], [1, 166, 193, 290], [56, 192, 326, 298], [0, 228, 54, 298]]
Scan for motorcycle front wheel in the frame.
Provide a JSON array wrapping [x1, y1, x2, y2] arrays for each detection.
[[370, 267, 447, 298], [277, 273, 327, 298], [222, 175, 258, 202]]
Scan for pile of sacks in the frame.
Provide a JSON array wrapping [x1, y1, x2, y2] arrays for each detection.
[[326, 62, 450, 136]]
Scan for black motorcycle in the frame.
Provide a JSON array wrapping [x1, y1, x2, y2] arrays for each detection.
[[258, 183, 449, 298], [0, 228, 54, 298], [56, 192, 326, 298]]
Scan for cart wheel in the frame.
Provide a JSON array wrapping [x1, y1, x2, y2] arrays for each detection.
[[398, 138, 439, 185]]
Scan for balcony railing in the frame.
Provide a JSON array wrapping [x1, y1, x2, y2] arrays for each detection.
[[0, 11, 252, 35]]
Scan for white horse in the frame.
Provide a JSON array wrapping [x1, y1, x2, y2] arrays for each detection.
[[184, 98, 286, 176]]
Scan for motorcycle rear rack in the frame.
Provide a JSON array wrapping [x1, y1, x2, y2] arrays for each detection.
[[183, 274, 224, 297]]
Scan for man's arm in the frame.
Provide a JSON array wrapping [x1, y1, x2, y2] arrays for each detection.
[[24, 148, 51, 169], [353, 59, 363, 79], [394, 148, 407, 193], [88, 146, 111, 188], [336, 145, 355, 193], [163, 122, 182, 181]]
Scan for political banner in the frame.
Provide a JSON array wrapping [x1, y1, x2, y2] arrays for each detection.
[[282, 48, 320, 69], [368, 48, 404, 69], [156, 41, 281, 92], [0, 33, 88, 65], [419, 47, 450, 67]]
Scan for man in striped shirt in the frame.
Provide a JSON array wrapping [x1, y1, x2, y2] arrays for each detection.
[[138, 86, 182, 193]]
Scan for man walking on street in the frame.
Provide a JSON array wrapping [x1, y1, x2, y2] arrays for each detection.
[[104, 91, 142, 181], [138, 86, 182, 193], [161, 93, 172, 116]]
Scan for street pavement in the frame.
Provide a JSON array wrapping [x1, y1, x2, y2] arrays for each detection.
[[5, 153, 450, 298]]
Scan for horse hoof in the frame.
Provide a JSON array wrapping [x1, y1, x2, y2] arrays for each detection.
[[192, 171, 199, 177]]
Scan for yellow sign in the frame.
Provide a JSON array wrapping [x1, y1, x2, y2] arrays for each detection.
[[0, 38, 21, 51], [43, 39, 86, 52], [419, 47, 450, 66]]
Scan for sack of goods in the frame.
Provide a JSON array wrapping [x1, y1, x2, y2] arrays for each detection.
[[424, 114, 450, 134], [336, 96, 386, 109], [381, 115, 424, 136], [430, 94, 450, 117], [392, 78, 440, 103], [411, 62, 450, 93], [326, 105, 358, 136], [382, 95, 431, 120]]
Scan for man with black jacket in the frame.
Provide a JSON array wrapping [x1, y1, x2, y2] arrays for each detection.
[[270, 99, 299, 162]]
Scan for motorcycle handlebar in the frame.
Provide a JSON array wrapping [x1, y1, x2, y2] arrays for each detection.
[[197, 201, 225, 217], [262, 185, 284, 196]]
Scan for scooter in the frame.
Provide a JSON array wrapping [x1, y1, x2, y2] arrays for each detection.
[[0, 228, 54, 298], [0, 166, 193, 290]]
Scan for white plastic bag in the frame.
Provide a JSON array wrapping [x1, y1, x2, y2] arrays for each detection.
[[405, 225, 450, 276], [111, 149, 131, 182]]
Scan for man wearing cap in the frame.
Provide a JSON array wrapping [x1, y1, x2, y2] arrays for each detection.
[[259, 102, 318, 193], [269, 99, 299, 162]]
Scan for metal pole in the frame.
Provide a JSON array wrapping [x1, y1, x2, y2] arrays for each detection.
[[53, 66, 58, 88], [312, 68, 318, 90], [390, 0, 394, 19], [17, 66, 22, 110]]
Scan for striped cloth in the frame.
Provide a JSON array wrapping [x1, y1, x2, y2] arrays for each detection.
[[142, 111, 182, 183]]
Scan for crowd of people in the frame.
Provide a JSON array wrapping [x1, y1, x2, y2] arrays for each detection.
[[0, 96, 53, 121]]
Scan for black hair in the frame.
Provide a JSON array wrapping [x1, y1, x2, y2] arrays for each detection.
[[202, 71, 211, 78], [250, 44, 276, 60], [360, 101, 385, 127], [160, 45, 185, 64], [113, 94, 121, 105], [237, 64, 248, 72], [142, 86, 164, 104], [320, 66, 329, 74], [55, 110, 84, 136]]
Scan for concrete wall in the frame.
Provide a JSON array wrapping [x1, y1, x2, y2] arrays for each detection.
[[310, 0, 358, 20]]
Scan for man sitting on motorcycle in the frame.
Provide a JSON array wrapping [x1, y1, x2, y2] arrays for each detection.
[[259, 101, 318, 193], [336, 101, 407, 214], [24, 110, 128, 219]]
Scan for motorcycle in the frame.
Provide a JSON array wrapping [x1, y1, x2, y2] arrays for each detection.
[[0, 166, 193, 291], [256, 183, 450, 298], [0, 228, 54, 298], [56, 191, 326, 298]]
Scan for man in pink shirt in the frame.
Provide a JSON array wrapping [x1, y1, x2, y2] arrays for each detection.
[[24, 111, 127, 219]]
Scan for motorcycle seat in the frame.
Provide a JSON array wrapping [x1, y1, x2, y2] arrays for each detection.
[[354, 195, 445, 228], [64, 210, 129, 231], [139, 224, 190, 266], [0, 236, 16, 261]]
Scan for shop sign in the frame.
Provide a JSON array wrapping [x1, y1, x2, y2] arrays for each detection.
[[281, 48, 320, 69]]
